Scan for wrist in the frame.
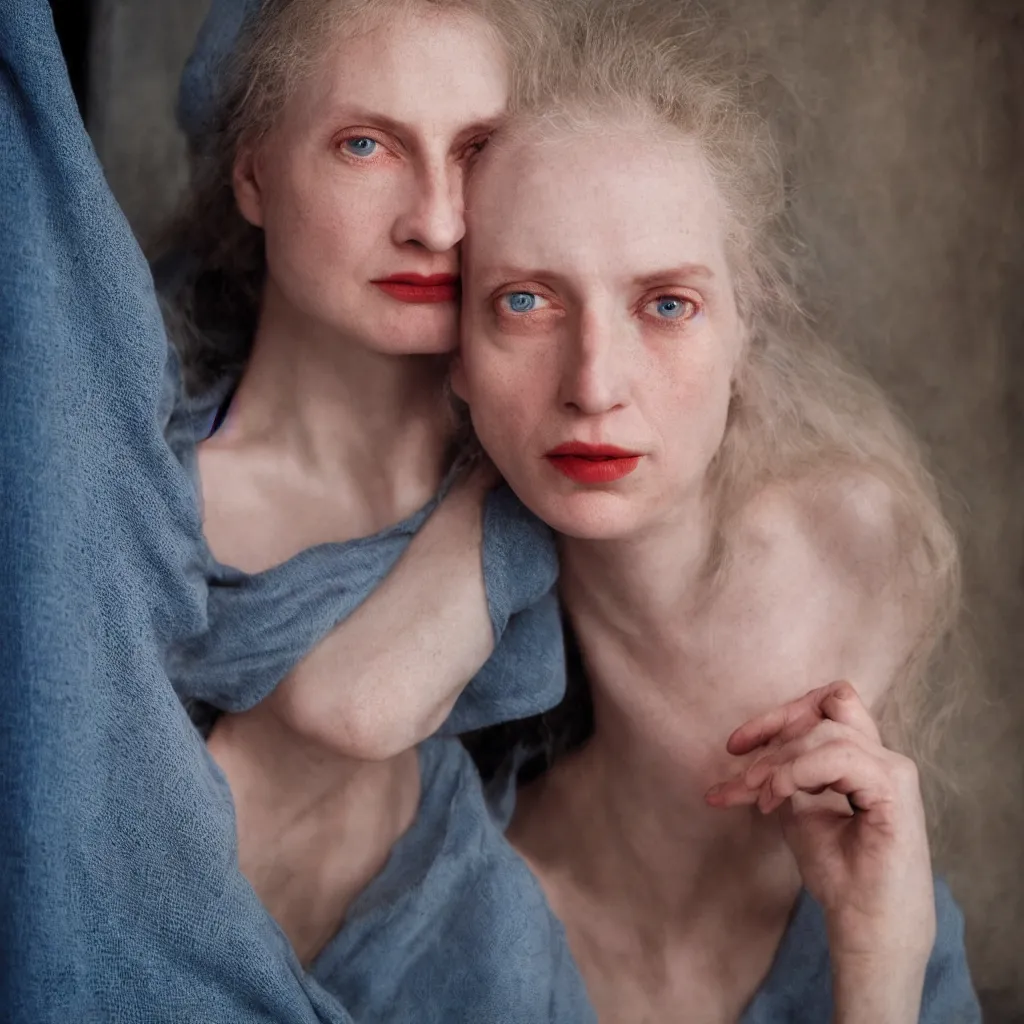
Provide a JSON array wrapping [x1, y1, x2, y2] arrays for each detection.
[[831, 950, 928, 1024], [825, 898, 936, 967]]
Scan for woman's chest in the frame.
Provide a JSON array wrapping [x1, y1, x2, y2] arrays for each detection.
[[543, 883, 786, 1024], [196, 444, 381, 572]]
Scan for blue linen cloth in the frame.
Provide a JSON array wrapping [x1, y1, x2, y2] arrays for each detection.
[[170, 0, 569, 732], [177, 0, 262, 143], [162, 361, 564, 734], [1, 0, 566, 1017], [0, 4, 980, 1023], [314, 737, 983, 1024], [0, 2, 352, 1019]]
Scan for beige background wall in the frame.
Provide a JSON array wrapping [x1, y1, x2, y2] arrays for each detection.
[[89, 0, 1024, 1017]]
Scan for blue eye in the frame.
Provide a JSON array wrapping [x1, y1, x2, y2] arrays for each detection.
[[647, 295, 692, 320], [501, 291, 547, 314], [344, 137, 378, 157]]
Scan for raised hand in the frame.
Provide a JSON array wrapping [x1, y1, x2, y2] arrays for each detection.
[[706, 682, 936, 1021]]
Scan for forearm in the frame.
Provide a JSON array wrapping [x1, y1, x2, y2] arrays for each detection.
[[832, 954, 928, 1024], [284, 480, 494, 760]]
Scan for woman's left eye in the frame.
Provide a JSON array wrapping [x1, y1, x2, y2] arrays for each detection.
[[645, 295, 696, 321], [499, 291, 549, 314], [343, 137, 379, 158], [463, 136, 491, 160]]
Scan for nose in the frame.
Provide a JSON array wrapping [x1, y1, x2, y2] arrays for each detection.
[[559, 308, 631, 417], [392, 161, 465, 253]]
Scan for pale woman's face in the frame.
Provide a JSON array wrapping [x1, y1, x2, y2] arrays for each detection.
[[233, 9, 508, 356], [456, 124, 746, 540]]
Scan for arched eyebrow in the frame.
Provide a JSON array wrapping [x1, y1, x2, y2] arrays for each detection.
[[452, 118, 503, 146], [632, 263, 715, 286], [471, 263, 718, 295]]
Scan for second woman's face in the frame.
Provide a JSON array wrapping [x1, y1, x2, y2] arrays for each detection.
[[234, 8, 508, 356], [457, 124, 746, 541]]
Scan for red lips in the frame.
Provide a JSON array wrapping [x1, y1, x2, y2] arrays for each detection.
[[545, 442, 643, 484], [372, 273, 459, 304]]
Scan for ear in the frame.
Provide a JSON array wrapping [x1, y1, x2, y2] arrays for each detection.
[[449, 353, 469, 403], [232, 144, 265, 228]]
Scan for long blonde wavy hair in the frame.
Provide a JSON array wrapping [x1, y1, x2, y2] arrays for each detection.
[[465, 0, 964, 802]]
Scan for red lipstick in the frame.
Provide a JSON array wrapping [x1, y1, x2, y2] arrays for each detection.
[[372, 273, 458, 304], [545, 442, 643, 484]]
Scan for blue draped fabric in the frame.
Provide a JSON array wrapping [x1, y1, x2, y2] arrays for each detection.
[[0, 4, 343, 1019], [162, 362, 564, 733], [0, 3, 565, 1019], [307, 738, 982, 1024]]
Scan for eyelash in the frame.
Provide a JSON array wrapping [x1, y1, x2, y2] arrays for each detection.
[[336, 132, 492, 165], [495, 290, 553, 317], [640, 294, 700, 323], [494, 290, 703, 323], [336, 131, 392, 163], [462, 135, 490, 160]]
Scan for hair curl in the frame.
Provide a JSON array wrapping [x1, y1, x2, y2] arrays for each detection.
[[463, 0, 965, 810]]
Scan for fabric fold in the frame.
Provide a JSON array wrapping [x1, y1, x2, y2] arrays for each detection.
[[163, 333, 566, 736]]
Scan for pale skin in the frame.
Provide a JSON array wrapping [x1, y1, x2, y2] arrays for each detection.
[[198, 7, 507, 962], [451, 122, 937, 1022], [194, 14, 937, 1013]]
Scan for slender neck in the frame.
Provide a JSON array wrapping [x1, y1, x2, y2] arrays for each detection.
[[557, 490, 713, 654], [222, 278, 454, 511], [515, 497, 800, 936]]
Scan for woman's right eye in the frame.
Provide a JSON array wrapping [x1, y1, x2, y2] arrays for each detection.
[[343, 137, 378, 158], [499, 291, 549, 314]]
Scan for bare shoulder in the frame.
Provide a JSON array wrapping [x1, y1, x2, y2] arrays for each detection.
[[733, 464, 906, 598], [710, 466, 922, 701]]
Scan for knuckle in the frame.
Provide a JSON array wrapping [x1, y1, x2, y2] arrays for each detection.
[[890, 753, 921, 788], [831, 738, 864, 764], [814, 718, 844, 743]]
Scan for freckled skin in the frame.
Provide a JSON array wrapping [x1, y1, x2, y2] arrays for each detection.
[[198, 9, 510, 967], [234, 9, 508, 362], [458, 127, 937, 1023], [458, 128, 743, 541]]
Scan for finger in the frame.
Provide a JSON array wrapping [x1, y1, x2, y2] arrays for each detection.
[[741, 719, 875, 791], [708, 735, 892, 814], [756, 740, 896, 816], [726, 681, 879, 756], [710, 719, 877, 807]]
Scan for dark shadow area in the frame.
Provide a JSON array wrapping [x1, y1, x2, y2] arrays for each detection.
[[49, 0, 93, 119]]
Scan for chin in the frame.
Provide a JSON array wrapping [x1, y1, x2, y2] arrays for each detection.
[[369, 307, 459, 356], [514, 487, 647, 542]]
